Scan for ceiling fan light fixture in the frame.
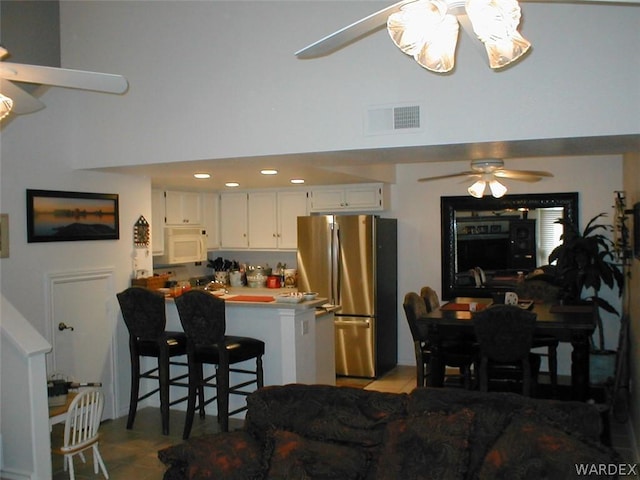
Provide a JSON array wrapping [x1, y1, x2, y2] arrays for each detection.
[[488, 178, 507, 197], [468, 179, 486, 198], [0, 93, 13, 120], [388, 0, 459, 72], [414, 15, 459, 72]]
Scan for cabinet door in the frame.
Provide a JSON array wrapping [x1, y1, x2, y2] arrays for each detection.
[[220, 192, 248, 248], [151, 189, 165, 255], [248, 192, 278, 249], [165, 191, 202, 225], [309, 188, 345, 211], [202, 192, 220, 250], [344, 185, 381, 210], [278, 191, 308, 249]]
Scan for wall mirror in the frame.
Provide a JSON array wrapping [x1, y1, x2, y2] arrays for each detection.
[[441, 192, 579, 300]]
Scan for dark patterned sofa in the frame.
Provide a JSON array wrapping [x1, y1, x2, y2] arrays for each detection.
[[158, 384, 620, 479]]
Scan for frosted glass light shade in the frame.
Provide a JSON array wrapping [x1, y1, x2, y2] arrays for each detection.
[[489, 179, 507, 197], [0, 93, 13, 120], [387, 0, 459, 73], [465, 0, 531, 69], [468, 180, 486, 198]]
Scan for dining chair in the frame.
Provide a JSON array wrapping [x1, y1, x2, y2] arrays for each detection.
[[51, 388, 108, 480], [515, 279, 560, 396], [174, 289, 265, 439], [116, 286, 189, 435], [420, 286, 440, 313], [472, 304, 541, 396], [403, 292, 476, 389]]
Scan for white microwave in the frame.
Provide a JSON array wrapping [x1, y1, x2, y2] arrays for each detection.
[[156, 226, 207, 265]]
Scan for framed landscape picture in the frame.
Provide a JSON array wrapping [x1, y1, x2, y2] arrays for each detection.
[[27, 189, 119, 243]]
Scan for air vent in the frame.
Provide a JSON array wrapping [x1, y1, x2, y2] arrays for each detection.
[[365, 103, 422, 135]]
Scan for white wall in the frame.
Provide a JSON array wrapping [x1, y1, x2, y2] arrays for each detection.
[[54, 1, 639, 170], [392, 155, 623, 371], [0, 95, 153, 421]]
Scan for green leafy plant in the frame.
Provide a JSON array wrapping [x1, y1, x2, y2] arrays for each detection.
[[548, 213, 624, 351]]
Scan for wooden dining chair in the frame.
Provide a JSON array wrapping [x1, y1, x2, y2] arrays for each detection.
[[473, 304, 541, 396], [51, 388, 108, 480], [403, 292, 476, 389], [420, 286, 440, 313]]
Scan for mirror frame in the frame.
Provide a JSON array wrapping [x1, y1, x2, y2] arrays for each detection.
[[441, 192, 579, 300]]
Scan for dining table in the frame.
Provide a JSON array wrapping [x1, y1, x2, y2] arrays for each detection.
[[418, 297, 597, 401]]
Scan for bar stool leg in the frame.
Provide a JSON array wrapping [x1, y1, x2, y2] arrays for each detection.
[[127, 344, 140, 430], [158, 349, 171, 435]]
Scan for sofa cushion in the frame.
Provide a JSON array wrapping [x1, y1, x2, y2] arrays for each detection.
[[373, 408, 475, 480], [246, 384, 407, 447], [265, 429, 370, 479], [158, 431, 263, 480], [478, 416, 621, 480]]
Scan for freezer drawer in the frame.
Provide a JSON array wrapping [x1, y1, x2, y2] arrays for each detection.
[[334, 316, 375, 378]]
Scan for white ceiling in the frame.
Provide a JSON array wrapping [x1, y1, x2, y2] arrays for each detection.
[[95, 134, 640, 191]]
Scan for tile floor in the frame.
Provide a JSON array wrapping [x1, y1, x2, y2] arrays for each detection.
[[50, 365, 637, 479]]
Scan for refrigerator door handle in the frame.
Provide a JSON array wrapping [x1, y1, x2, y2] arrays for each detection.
[[332, 220, 341, 306], [334, 318, 371, 328]]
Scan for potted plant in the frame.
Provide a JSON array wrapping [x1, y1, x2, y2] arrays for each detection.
[[548, 213, 625, 383]]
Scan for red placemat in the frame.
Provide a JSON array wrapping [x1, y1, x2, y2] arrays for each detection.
[[440, 302, 490, 311], [226, 295, 275, 302]]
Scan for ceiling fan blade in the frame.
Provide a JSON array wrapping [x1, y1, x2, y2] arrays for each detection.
[[0, 62, 128, 94], [494, 169, 554, 182], [418, 171, 476, 182], [295, 0, 416, 58], [0, 80, 45, 114]]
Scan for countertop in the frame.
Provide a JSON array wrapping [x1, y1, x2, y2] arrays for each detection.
[[166, 286, 332, 310]]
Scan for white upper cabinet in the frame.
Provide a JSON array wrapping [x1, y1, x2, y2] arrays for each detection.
[[201, 192, 220, 250], [220, 190, 308, 250], [309, 184, 387, 212], [277, 191, 308, 249], [165, 190, 202, 225], [248, 192, 278, 249], [220, 192, 249, 248], [151, 189, 165, 256]]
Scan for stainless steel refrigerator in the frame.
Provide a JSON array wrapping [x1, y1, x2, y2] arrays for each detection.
[[297, 215, 397, 378]]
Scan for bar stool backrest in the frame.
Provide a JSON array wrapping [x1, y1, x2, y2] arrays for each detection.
[[117, 287, 167, 341], [175, 290, 226, 346]]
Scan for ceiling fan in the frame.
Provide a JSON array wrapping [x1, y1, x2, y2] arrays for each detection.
[[417, 158, 553, 197], [295, 0, 638, 73], [0, 46, 128, 119]]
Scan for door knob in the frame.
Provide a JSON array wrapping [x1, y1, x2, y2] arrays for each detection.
[[58, 322, 75, 331]]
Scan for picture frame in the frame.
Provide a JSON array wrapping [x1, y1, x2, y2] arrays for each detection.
[[0, 214, 9, 258], [27, 189, 119, 243]]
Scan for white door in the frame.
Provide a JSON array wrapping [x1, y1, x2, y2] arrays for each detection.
[[47, 269, 117, 420]]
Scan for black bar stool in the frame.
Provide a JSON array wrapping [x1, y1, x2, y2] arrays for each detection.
[[116, 287, 189, 435], [175, 289, 265, 439]]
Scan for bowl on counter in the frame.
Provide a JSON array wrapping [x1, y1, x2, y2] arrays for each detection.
[[302, 292, 318, 301]]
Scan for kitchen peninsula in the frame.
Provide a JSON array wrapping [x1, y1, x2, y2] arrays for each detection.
[[163, 287, 337, 413]]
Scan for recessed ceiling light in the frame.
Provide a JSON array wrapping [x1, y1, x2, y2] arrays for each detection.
[[225, 182, 240, 188], [260, 169, 278, 175], [193, 173, 211, 179], [290, 179, 305, 184]]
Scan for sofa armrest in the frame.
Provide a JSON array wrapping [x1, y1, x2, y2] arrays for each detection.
[[158, 431, 264, 480]]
